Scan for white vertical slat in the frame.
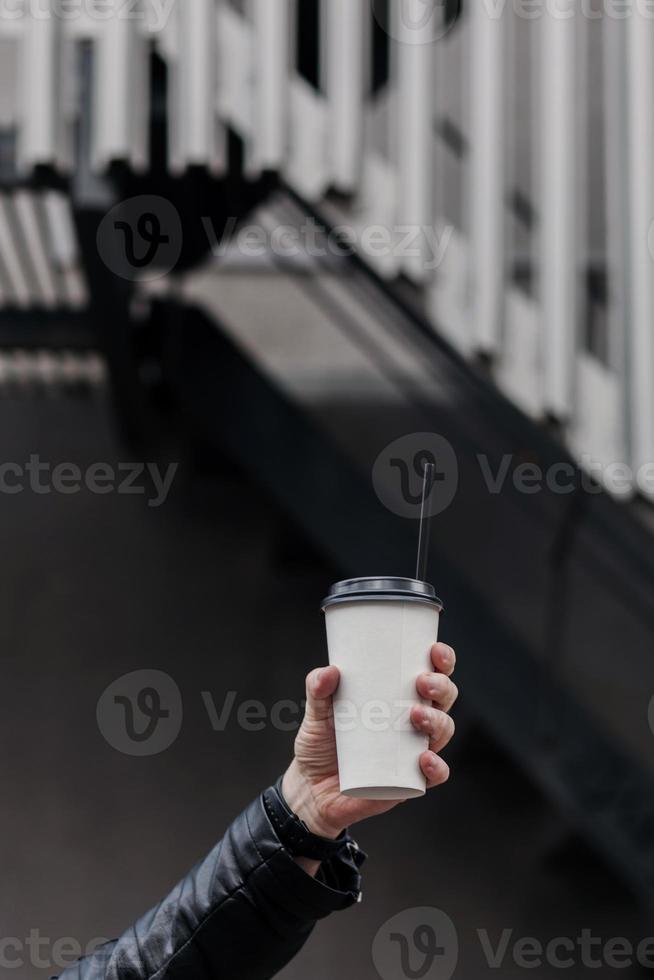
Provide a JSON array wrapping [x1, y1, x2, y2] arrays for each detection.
[[217, 4, 255, 142], [285, 0, 329, 204], [603, 15, 627, 384], [171, 0, 223, 173], [625, 8, 654, 481], [13, 192, 59, 308], [42, 191, 89, 308], [539, 11, 577, 418], [0, 194, 31, 308], [93, 2, 149, 171], [568, 10, 629, 497], [325, 0, 367, 192], [469, 2, 506, 355], [395, 0, 435, 283], [601, 7, 633, 494], [252, 0, 290, 171], [18, 3, 59, 170]]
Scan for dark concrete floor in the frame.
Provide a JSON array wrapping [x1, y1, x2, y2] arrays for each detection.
[[0, 391, 651, 980]]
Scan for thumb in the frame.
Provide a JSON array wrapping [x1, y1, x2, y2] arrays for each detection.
[[304, 666, 340, 722]]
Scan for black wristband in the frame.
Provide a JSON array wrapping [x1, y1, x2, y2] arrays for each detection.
[[263, 777, 350, 862]]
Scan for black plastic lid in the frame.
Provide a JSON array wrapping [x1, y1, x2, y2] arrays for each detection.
[[322, 577, 443, 611]]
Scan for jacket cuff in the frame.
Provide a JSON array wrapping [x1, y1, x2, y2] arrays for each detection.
[[244, 792, 366, 920]]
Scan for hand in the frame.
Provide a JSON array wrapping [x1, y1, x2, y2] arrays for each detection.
[[282, 642, 457, 841]]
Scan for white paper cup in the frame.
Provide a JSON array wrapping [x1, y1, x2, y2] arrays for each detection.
[[322, 577, 443, 801]]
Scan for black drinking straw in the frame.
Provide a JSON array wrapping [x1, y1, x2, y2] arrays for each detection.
[[415, 461, 435, 582]]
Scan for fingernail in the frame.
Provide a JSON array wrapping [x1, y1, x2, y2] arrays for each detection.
[[314, 669, 323, 690]]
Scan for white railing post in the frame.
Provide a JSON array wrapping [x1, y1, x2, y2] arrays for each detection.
[[625, 7, 654, 478], [396, 0, 436, 283], [0, 195, 31, 308], [171, 0, 223, 173], [539, 7, 578, 419], [93, 1, 149, 171], [602, 12, 628, 440], [18, 3, 59, 171], [469, 1, 506, 355], [13, 191, 59, 308], [252, 0, 291, 171], [326, 0, 367, 192]]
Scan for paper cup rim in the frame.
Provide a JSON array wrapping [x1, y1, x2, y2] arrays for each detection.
[[321, 593, 443, 612]]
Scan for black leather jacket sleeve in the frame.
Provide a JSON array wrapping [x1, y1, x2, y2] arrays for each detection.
[[52, 786, 365, 980]]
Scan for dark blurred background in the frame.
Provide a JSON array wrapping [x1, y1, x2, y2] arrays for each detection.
[[1, 1, 654, 978]]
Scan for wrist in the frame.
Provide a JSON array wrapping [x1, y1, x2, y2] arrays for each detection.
[[281, 762, 343, 840]]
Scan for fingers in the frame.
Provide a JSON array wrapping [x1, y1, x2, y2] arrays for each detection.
[[416, 671, 458, 712], [304, 666, 340, 721], [420, 750, 450, 788], [430, 642, 456, 677], [411, 704, 455, 754]]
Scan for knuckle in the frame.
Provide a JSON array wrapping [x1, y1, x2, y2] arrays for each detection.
[[436, 675, 450, 695], [436, 710, 451, 736], [433, 713, 454, 742], [426, 674, 448, 699], [443, 644, 456, 669], [430, 760, 450, 786]]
